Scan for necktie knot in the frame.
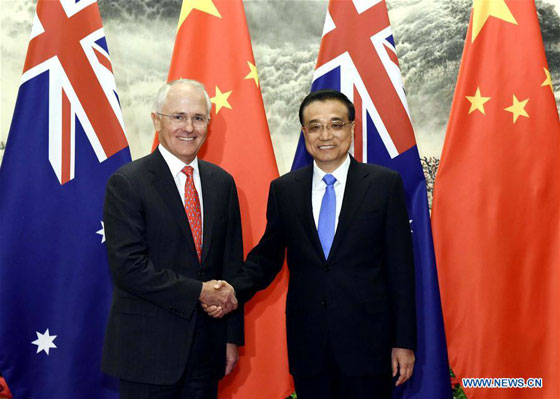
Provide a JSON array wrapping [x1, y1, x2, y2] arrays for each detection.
[[182, 165, 194, 178], [323, 174, 336, 187]]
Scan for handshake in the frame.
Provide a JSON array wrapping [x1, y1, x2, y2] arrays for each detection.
[[199, 280, 237, 318]]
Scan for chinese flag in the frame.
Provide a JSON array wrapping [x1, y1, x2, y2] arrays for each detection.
[[0, 376, 12, 399], [154, 0, 293, 398], [432, 1, 560, 398]]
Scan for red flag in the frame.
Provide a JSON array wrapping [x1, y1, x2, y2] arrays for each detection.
[[432, 1, 560, 398], [0, 376, 12, 399], [154, 1, 292, 397]]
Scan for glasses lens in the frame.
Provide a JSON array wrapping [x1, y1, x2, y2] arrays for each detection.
[[170, 115, 185, 125], [192, 116, 208, 128], [165, 114, 208, 127], [308, 124, 322, 134], [330, 122, 344, 130]]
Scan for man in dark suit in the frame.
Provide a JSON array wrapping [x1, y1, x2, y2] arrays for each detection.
[[207, 89, 416, 398], [101, 79, 243, 399]]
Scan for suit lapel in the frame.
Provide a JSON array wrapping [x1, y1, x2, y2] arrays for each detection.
[[199, 161, 216, 264], [295, 166, 326, 262], [328, 158, 370, 261], [149, 149, 199, 259]]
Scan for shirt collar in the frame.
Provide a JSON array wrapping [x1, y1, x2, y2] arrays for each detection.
[[312, 154, 350, 188], [158, 144, 199, 177]]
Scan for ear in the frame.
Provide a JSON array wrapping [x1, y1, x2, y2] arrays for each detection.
[[151, 112, 161, 131]]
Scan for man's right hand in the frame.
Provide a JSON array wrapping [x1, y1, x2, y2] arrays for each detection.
[[199, 280, 237, 317]]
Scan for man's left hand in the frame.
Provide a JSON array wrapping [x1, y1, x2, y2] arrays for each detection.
[[225, 343, 239, 375], [391, 347, 415, 386]]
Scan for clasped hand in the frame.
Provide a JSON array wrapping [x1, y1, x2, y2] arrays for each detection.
[[199, 280, 237, 318]]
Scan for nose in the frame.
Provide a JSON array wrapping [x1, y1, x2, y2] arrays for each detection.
[[183, 117, 195, 132], [318, 125, 333, 140]]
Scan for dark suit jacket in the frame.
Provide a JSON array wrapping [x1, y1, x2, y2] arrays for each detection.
[[233, 157, 415, 377], [101, 149, 243, 385]]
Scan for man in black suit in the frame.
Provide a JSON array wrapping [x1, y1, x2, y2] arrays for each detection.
[[207, 89, 416, 398], [101, 79, 243, 399]]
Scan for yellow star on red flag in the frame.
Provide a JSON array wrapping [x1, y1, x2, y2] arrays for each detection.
[[466, 87, 491, 115], [471, 0, 517, 42], [177, 0, 221, 30], [541, 67, 553, 92], [244, 61, 259, 87], [433, 1, 560, 397], [211, 86, 232, 114], [504, 94, 529, 123]]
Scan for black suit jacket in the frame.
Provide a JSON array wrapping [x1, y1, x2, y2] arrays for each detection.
[[101, 149, 243, 385], [233, 157, 415, 377]]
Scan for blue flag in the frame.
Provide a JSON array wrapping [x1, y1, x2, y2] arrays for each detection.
[[292, 1, 451, 398], [0, 1, 130, 397]]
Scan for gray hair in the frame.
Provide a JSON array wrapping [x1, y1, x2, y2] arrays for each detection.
[[153, 79, 212, 114]]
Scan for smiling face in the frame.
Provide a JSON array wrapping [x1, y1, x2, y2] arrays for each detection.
[[302, 99, 354, 173], [152, 83, 209, 164]]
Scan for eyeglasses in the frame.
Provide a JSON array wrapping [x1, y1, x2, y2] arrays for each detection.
[[303, 121, 353, 134], [157, 113, 210, 128]]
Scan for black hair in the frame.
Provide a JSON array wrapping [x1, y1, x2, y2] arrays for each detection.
[[298, 89, 355, 125]]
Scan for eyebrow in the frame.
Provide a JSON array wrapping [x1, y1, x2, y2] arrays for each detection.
[[168, 112, 206, 116], [307, 117, 345, 123]]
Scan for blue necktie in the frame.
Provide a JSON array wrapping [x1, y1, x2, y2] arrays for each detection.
[[318, 174, 337, 258]]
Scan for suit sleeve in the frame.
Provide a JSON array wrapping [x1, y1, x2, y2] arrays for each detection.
[[384, 173, 417, 350], [232, 182, 286, 304], [104, 171, 202, 320], [222, 177, 245, 345]]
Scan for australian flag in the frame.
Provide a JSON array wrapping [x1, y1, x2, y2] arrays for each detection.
[[292, 1, 452, 398], [0, 1, 130, 397]]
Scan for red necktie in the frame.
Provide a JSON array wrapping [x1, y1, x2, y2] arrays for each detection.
[[181, 166, 202, 262]]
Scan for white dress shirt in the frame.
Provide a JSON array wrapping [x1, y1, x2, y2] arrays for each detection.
[[311, 154, 351, 231], [159, 144, 204, 239]]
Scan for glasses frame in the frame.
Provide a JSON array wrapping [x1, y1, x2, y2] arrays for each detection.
[[302, 120, 354, 135], [156, 112, 211, 128]]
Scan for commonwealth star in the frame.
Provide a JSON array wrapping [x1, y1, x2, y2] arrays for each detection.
[[32, 329, 57, 355]]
